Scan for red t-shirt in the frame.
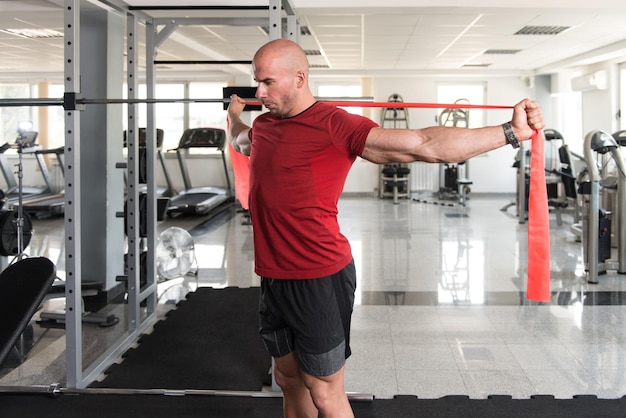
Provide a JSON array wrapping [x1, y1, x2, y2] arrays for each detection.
[[248, 101, 379, 279]]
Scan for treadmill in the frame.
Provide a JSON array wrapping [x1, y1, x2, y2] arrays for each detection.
[[0, 131, 49, 204], [166, 127, 232, 216], [16, 146, 65, 217]]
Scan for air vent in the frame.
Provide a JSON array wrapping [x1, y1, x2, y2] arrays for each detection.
[[462, 64, 491, 68], [304, 50, 321, 56], [310, 64, 329, 68], [483, 49, 521, 55], [514, 26, 570, 35], [0, 28, 64, 39]]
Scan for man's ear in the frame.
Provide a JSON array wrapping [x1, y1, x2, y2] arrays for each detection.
[[295, 70, 306, 88]]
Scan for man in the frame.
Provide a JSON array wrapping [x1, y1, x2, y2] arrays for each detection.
[[227, 38, 544, 418]]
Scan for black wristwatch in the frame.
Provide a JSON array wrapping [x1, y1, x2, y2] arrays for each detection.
[[502, 122, 520, 149]]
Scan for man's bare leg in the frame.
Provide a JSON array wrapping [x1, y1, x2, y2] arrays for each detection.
[[273, 353, 317, 418], [302, 365, 354, 418]]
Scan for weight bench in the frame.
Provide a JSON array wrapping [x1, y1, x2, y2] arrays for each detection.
[[0, 257, 56, 367]]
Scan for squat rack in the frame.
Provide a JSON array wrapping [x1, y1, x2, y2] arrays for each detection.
[[60, 0, 299, 390]]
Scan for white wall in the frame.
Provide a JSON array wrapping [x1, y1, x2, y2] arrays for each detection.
[[580, 63, 619, 136]]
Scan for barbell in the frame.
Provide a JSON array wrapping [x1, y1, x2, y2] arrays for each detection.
[[0, 383, 374, 402], [0, 94, 513, 110]]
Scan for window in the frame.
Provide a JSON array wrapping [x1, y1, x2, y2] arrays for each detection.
[[48, 84, 65, 149], [436, 84, 485, 128], [0, 84, 35, 144], [317, 83, 363, 115], [122, 82, 228, 153], [188, 82, 227, 130], [132, 84, 185, 152], [551, 92, 582, 155]]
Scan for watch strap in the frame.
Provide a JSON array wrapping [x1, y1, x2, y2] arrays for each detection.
[[502, 122, 520, 149]]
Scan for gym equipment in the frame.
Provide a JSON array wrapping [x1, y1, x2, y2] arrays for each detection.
[[0, 131, 48, 203], [379, 94, 411, 203], [544, 129, 581, 226], [14, 146, 66, 217], [437, 99, 472, 205], [123, 128, 177, 198], [579, 130, 626, 284], [0, 384, 374, 403], [156, 227, 196, 281], [0, 210, 33, 257], [37, 279, 120, 328], [0, 257, 56, 367], [166, 128, 233, 216], [0, 127, 38, 260]]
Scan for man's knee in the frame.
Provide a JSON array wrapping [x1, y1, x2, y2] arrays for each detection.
[[273, 353, 304, 391], [301, 367, 348, 413]]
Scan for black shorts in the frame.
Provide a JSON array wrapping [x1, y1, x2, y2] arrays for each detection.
[[258, 260, 357, 377]]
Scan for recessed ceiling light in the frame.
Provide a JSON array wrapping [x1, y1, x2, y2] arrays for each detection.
[[0, 28, 64, 39], [483, 49, 522, 55]]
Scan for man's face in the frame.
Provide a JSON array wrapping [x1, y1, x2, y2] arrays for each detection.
[[253, 58, 298, 118]]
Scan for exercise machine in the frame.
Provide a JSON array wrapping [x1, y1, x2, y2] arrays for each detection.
[[0, 131, 49, 204], [501, 128, 584, 225], [578, 130, 626, 284], [544, 129, 582, 227], [437, 99, 472, 205], [14, 146, 65, 217], [167, 128, 232, 216], [379, 94, 411, 203]]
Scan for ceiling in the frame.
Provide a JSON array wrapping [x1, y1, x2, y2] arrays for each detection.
[[2, 0, 626, 81]]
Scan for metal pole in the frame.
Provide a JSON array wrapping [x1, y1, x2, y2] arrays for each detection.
[[269, 0, 281, 41], [64, 0, 83, 388], [126, 10, 141, 332], [0, 384, 374, 403], [15, 141, 25, 260], [144, 16, 158, 313], [609, 146, 626, 274], [584, 131, 601, 284], [517, 141, 527, 223]]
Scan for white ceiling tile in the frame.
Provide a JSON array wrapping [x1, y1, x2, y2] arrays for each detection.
[[1, 2, 626, 77]]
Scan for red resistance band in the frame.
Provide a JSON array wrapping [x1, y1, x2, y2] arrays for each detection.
[[243, 100, 512, 110], [527, 129, 551, 302], [234, 100, 550, 301]]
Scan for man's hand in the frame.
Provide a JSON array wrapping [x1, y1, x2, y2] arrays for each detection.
[[511, 98, 545, 141], [227, 94, 252, 156], [227, 94, 247, 120]]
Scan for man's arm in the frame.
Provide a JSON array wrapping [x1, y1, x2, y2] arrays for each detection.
[[361, 98, 544, 164], [227, 94, 252, 156]]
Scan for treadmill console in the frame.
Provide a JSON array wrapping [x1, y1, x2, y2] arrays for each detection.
[[178, 128, 226, 150]]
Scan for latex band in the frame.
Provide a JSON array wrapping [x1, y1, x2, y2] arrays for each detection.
[[244, 100, 512, 110], [526, 129, 551, 302]]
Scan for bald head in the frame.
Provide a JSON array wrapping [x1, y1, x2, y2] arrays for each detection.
[[252, 39, 316, 118], [253, 39, 310, 76]]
